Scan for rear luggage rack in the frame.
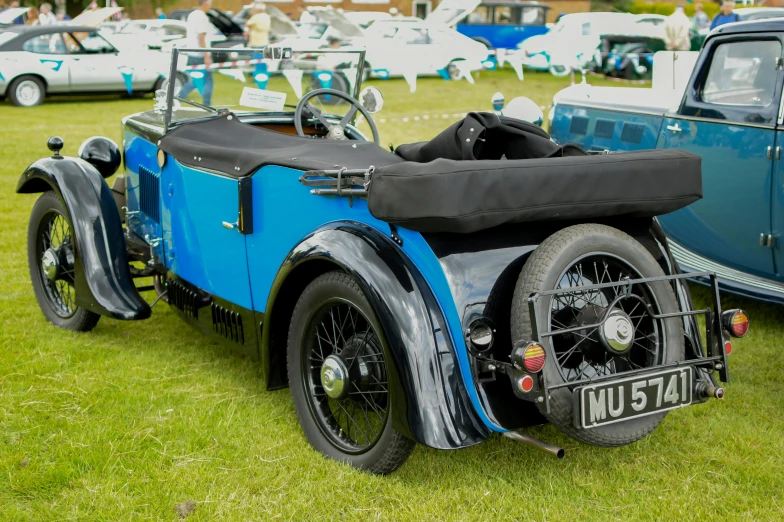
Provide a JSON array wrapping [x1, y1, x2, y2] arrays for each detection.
[[473, 272, 730, 415], [529, 272, 729, 414], [299, 166, 374, 198]]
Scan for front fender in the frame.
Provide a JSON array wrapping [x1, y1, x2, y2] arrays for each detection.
[[263, 222, 490, 449], [17, 156, 151, 320]]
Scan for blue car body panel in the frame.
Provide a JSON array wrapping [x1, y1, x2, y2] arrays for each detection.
[[456, 23, 548, 49], [124, 136, 507, 433]]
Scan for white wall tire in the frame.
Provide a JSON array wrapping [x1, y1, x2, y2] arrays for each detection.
[[9, 76, 45, 107]]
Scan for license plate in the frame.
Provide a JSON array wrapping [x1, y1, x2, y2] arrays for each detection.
[[576, 367, 693, 429]]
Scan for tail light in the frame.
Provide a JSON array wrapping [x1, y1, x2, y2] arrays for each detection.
[[724, 340, 733, 356], [722, 309, 749, 338], [512, 342, 546, 373]]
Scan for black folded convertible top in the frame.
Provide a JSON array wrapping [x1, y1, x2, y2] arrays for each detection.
[[367, 148, 702, 233]]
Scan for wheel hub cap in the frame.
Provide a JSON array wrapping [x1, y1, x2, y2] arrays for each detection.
[[600, 309, 635, 354], [41, 248, 60, 282], [320, 355, 349, 400]]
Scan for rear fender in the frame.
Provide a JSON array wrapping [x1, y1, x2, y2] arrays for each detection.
[[17, 156, 151, 320], [262, 222, 490, 449]]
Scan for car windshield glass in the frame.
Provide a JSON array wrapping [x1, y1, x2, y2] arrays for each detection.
[[165, 47, 365, 125]]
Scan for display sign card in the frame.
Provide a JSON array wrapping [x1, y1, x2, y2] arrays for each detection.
[[239, 87, 287, 111]]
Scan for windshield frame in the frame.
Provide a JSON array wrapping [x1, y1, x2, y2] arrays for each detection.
[[164, 46, 367, 132]]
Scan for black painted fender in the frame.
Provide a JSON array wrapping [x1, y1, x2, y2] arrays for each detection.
[[17, 156, 151, 320], [262, 222, 491, 450]]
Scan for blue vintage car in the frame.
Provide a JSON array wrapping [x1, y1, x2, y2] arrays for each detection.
[[17, 46, 746, 474], [427, 0, 550, 49], [550, 19, 784, 305]]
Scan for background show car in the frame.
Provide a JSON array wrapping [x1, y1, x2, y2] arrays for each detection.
[[426, 0, 549, 49], [549, 20, 784, 304], [517, 12, 639, 74], [169, 7, 247, 52], [99, 19, 227, 52], [362, 18, 489, 79], [230, 3, 300, 42], [0, 25, 185, 107], [15, 45, 744, 476]]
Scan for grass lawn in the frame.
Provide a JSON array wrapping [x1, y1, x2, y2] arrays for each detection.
[[1, 69, 782, 521]]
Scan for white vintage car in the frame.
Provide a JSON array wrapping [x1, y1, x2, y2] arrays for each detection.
[[362, 18, 488, 79], [99, 19, 227, 52], [0, 25, 185, 107], [517, 12, 663, 75]]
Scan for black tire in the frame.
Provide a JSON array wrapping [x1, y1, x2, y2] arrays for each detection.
[[287, 271, 414, 474], [27, 191, 100, 332], [447, 59, 466, 80], [154, 72, 187, 95], [9, 75, 45, 107], [511, 224, 683, 447]]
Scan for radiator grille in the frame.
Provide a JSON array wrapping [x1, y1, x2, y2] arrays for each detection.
[[569, 116, 589, 135], [168, 279, 199, 319], [594, 119, 616, 139], [620, 122, 645, 144], [212, 304, 245, 344], [139, 165, 160, 223]]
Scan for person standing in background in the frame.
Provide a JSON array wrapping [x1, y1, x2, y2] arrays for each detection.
[[26, 6, 38, 25], [110, 0, 122, 21], [710, 0, 740, 30], [38, 3, 56, 25], [8, 1, 23, 24], [692, 2, 709, 31], [178, 0, 215, 106], [664, 3, 692, 51], [245, 3, 270, 48], [155, 7, 166, 19]]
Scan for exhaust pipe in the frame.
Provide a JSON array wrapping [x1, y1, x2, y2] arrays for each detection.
[[695, 382, 725, 400], [503, 431, 565, 459]]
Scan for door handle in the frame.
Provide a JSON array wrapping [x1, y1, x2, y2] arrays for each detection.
[[222, 221, 238, 231], [777, 146, 782, 160], [666, 123, 682, 133], [767, 146, 774, 160]]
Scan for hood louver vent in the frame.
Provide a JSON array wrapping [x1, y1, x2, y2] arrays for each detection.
[[621, 122, 645, 144], [168, 279, 201, 319], [211, 303, 245, 344], [594, 119, 616, 139], [139, 165, 161, 223], [569, 116, 589, 135]]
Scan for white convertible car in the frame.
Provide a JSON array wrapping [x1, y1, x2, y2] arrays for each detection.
[[0, 25, 184, 107]]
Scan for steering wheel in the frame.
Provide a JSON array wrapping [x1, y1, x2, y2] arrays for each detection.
[[294, 88, 380, 145]]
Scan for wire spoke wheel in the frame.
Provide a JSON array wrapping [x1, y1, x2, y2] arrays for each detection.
[[303, 299, 389, 453], [35, 209, 77, 318], [27, 191, 100, 332], [548, 253, 663, 385]]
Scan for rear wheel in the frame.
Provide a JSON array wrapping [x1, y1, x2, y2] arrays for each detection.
[[27, 191, 100, 331], [9, 75, 45, 107], [511, 224, 683, 447], [287, 271, 414, 474]]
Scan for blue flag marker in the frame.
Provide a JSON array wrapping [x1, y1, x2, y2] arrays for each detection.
[[372, 68, 390, 80], [316, 71, 333, 89], [437, 68, 451, 81], [254, 72, 269, 90], [40, 59, 63, 72], [189, 71, 205, 95], [0, 70, 4, 82], [118, 66, 134, 94]]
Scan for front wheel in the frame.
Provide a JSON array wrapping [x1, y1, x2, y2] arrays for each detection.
[[9, 75, 45, 107], [27, 191, 100, 332], [287, 271, 414, 474], [511, 224, 683, 447]]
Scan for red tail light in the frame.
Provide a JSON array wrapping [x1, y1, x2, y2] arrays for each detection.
[[724, 340, 733, 355], [522, 343, 546, 373], [722, 309, 749, 338]]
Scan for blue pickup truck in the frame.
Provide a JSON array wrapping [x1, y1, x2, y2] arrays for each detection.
[[549, 19, 784, 304]]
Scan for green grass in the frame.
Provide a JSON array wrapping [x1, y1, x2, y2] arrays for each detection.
[[1, 69, 783, 521]]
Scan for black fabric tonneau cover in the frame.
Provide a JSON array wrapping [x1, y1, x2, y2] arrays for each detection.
[[367, 149, 702, 233], [158, 113, 405, 176]]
